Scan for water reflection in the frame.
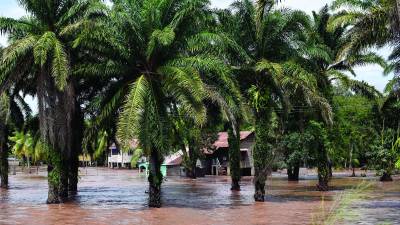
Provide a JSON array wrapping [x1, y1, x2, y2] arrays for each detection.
[[0, 167, 398, 225]]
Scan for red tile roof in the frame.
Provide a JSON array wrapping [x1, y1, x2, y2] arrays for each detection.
[[213, 131, 253, 149]]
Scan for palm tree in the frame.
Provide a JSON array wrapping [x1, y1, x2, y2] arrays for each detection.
[[215, 0, 333, 201], [0, 0, 101, 203], [331, 0, 395, 48], [76, 0, 242, 207], [9, 129, 46, 171], [10, 130, 34, 170], [331, 0, 397, 81], [0, 83, 33, 187], [293, 6, 386, 190]]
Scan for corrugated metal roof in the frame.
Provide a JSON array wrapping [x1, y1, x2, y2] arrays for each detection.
[[164, 150, 183, 166]]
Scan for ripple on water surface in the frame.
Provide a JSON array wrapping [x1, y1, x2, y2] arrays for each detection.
[[1, 167, 399, 225]]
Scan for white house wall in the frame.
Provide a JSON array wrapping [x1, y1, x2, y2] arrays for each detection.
[[240, 137, 255, 175], [108, 153, 132, 164]]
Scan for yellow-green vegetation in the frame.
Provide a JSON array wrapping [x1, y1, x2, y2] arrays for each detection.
[[312, 182, 373, 225]]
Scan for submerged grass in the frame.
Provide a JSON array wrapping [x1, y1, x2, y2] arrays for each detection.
[[312, 181, 374, 225]]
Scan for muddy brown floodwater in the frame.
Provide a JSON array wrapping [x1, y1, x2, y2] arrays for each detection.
[[0, 168, 399, 225]]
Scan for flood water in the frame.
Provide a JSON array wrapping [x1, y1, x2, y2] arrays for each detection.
[[0, 167, 399, 225]]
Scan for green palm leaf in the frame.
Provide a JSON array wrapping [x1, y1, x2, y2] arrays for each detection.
[[117, 75, 150, 148]]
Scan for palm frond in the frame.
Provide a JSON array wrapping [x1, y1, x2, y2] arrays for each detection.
[[256, 59, 283, 76], [0, 17, 32, 35], [117, 75, 150, 148], [0, 93, 10, 123], [186, 32, 252, 63], [159, 65, 207, 125], [33, 32, 57, 66], [51, 38, 69, 90], [146, 26, 175, 60], [349, 79, 382, 99], [346, 52, 387, 68], [0, 35, 36, 88]]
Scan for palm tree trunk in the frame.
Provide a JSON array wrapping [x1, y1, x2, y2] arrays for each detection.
[[46, 143, 68, 203], [46, 149, 68, 204], [59, 159, 69, 199], [380, 172, 393, 181], [187, 143, 197, 179], [27, 156, 31, 173], [148, 150, 163, 207], [253, 106, 273, 202], [47, 164, 61, 203], [317, 146, 330, 191], [38, 68, 72, 203], [350, 143, 356, 177], [287, 111, 303, 182], [0, 123, 9, 189], [68, 103, 83, 194], [68, 154, 79, 193], [288, 165, 300, 181], [228, 125, 241, 191], [328, 158, 333, 178]]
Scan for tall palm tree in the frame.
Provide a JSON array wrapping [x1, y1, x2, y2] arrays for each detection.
[[294, 5, 386, 190], [0, 81, 32, 187], [331, 0, 400, 131], [215, 0, 333, 200], [0, 0, 101, 203], [77, 0, 242, 207]]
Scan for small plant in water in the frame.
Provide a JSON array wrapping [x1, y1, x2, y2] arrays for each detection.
[[312, 182, 373, 225]]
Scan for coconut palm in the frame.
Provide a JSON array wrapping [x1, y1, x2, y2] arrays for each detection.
[[0, 0, 103, 203]]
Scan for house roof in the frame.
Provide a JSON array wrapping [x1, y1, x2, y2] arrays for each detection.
[[109, 139, 139, 150], [213, 131, 253, 149], [202, 131, 254, 154], [163, 150, 183, 166]]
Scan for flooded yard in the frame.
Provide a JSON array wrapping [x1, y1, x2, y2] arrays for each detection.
[[0, 167, 399, 225]]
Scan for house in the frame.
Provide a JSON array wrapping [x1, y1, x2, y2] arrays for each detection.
[[203, 131, 255, 176], [107, 140, 138, 168], [163, 151, 184, 176], [138, 150, 183, 177]]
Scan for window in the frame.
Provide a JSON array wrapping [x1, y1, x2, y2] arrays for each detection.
[[111, 148, 120, 155]]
